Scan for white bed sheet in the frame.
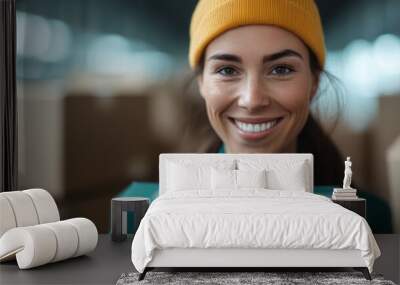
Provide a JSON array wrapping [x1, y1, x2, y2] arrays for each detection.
[[131, 190, 380, 273]]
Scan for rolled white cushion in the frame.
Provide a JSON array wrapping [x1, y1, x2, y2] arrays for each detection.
[[42, 221, 79, 262], [0, 191, 39, 227], [0, 195, 17, 238], [0, 226, 57, 269], [64, 218, 98, 257], [23, 189, 60, 223], [0, 218, 98, 269]]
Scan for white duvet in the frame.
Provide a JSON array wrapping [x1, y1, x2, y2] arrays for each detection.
[[131, 190, 380, 273]]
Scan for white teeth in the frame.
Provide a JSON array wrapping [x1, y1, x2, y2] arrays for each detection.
[[235, 119, 279, 133]]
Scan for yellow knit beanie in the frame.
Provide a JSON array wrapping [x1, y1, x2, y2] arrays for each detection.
[[189, 0, 325, 70]]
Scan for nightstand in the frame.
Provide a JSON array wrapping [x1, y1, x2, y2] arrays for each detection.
[[332, 198, 366, 218], [111, 197, 149, 242]]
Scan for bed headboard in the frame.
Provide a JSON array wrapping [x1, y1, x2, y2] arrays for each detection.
[[159, 153, 314, 195]]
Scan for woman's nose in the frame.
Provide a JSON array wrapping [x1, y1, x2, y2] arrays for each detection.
[[237, 76, 270, 111]]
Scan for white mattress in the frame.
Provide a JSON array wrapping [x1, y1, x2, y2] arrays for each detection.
[[131, 190, 380, 273]]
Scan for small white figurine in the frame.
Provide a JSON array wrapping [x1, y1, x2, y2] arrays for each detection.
[[343, 157, 353, 189]]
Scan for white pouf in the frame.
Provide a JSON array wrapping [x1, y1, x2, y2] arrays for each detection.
[[0, 218, 98, 269], [0, 189, 98, 269]]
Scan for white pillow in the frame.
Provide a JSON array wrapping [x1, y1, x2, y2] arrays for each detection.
[[211, 168, 236, 190], [166, 160, 235, 191], [167, 162, 209, 191], [211, 168, 267, 190], [267, 163, 308, 191], [236, 169, 267, 188], [238, 159, 309, 191]]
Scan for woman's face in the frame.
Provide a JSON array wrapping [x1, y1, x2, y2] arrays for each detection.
[[197, 25, 319, 153]]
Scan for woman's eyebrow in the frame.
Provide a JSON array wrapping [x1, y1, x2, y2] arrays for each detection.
[[207, 49, 303, 63], [263, 49, 303, 62], [207, 53, 241, 63]]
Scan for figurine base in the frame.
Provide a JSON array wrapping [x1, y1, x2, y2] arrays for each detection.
[[332, 188, 358, 200], [333, 188, 357, 192]]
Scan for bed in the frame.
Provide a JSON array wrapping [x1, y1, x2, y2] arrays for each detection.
[[131, 153, 381, 281]]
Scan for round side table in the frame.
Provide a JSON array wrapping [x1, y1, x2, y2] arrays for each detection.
[[111, 197, 149, 242]]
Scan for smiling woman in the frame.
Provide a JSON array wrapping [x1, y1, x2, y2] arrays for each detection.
[[182, 0, 345, 186], [198, 25, 319, 154]]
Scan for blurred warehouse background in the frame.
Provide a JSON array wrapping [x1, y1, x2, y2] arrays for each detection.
[[15, 0, 400, 233]]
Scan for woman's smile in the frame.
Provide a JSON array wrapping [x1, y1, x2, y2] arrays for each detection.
[[228, 116, 284, 141]]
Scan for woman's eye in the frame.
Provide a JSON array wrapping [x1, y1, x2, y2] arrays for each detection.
[[270, 65, 294, 76], [216, 66, 238, 76]]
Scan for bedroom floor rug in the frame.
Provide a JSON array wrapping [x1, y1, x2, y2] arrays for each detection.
[[116, 271, 396, 285]]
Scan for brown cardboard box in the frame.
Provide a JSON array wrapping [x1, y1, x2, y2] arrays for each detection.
[[64, 93, 162, 196]]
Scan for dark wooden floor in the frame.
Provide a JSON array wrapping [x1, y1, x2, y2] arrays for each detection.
[[0, 234, 398, 284]]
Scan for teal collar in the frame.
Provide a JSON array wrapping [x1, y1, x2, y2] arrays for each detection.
[[218, 144, 225, 153]]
